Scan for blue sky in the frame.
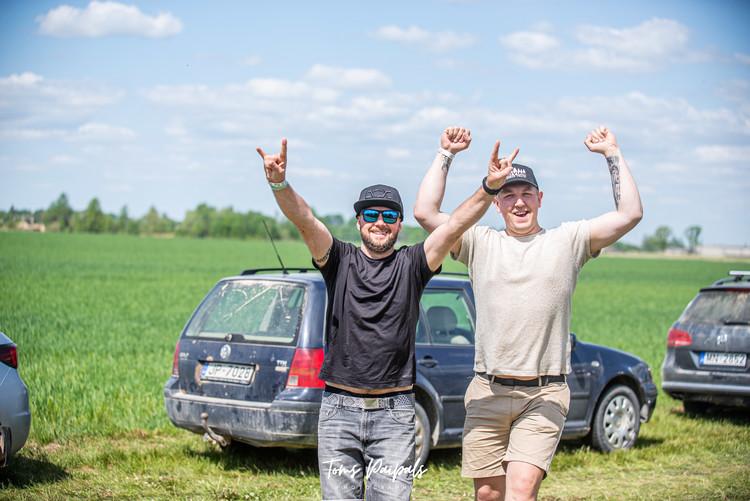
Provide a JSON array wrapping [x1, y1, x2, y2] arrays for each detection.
[[1, 0, 749, 247]]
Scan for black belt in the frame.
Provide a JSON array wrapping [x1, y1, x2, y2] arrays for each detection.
[[477, 373, 566, 387]]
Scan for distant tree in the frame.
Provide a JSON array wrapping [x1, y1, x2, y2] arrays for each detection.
[[44, 193, 74, 231], [322, 214, 344, 227], [685, 225, 702, 254], [608, 241, 641, 252], [143, 207, 164, 235], [208, 207, 245, 239], [143, 207, 175, 235], [178, 203, 215, 238], [118, 206, 130, 234], [642, 226, 673, 252], [81, 198, 106, 233]]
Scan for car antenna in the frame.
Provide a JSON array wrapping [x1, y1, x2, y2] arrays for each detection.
[[262, 219, 288, 275]]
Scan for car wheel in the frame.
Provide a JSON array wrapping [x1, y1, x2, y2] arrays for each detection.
[[589, 385, 640, 452], [414, 402, 431, 467]]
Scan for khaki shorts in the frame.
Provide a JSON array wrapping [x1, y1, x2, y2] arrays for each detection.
[[461, 374, 570, 478]]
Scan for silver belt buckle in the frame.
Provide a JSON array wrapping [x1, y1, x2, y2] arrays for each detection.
[[364, 398, 379, 410]]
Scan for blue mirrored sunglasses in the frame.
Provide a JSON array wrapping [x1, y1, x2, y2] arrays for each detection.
[[361, 209, 400, 224]]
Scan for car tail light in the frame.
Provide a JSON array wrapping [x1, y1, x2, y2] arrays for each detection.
[[171, 340, 181, 376], [286, 348, 325, 388], [0, 343, 18, 369], [667, 328, 692, 346]]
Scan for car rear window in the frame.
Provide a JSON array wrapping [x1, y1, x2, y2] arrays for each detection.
[[184, 279, 306, 344], [680, 290, 750, 325]]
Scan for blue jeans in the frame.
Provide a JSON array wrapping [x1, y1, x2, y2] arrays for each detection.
[[318, 392, 416, 501]]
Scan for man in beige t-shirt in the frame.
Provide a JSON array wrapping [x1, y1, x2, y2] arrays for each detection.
[[414, 126, 642, 501]]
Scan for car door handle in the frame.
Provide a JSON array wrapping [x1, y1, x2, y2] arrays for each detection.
[[418, 357, 438, 368]]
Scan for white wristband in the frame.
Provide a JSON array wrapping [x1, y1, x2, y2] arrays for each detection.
[[269, 179, 288, 191], [438, 148, 455, 160]]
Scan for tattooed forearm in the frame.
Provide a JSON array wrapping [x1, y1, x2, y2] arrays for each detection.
[[313, 245, 332, 264], [607, 155, 621, 208], [441, 156, 452, 173]]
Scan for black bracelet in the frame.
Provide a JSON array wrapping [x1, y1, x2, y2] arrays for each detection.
[[482, 176, 501, 196]]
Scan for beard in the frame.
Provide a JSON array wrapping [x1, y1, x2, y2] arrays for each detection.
[[360, 227, 398, 254]]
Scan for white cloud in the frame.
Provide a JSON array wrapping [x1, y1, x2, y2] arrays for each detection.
[[500, 18, 703, 72], [51, 155, 80, 164], [35, 1, 183, 39], [500, 31, 560, 53], [574, 18, 690, 59], [694, 144, 750, 164], [238, 56, 262, 67], [0, 72, 45, 86], [370, 25, 477, 54], [304, 65, 392, 90], [70, 122, 136, 141], [386, 148, 411, 160], [0, 72, 124, 110]]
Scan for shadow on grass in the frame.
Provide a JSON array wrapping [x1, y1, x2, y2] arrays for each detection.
[[421, 448, 462, 469], [0, 453, 69, 489], [673, 404, 750, 425], [189, 441, 320, 475]]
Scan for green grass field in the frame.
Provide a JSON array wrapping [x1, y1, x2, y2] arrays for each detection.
[[1, 231, 749, 500]]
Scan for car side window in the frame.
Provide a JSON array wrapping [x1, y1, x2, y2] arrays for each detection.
[[419, 288, 475, 345]]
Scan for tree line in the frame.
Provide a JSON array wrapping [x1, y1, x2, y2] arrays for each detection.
[[0, 193, 430, 244], [2, 193, 702, 251]]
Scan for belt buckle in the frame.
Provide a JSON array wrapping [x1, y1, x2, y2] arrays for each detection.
[[364, 398, 379, 410]]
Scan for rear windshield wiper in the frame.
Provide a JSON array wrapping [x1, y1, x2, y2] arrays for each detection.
[[722, 320, 750, 325]]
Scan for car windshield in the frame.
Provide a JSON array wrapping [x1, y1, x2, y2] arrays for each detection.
[[184, 279, 306, 344], [680, 290, 750, 325]]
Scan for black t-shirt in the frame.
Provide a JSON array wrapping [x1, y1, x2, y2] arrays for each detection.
[[315, 238, 439, 389]]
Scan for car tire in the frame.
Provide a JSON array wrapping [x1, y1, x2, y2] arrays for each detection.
[[589, 385, 640, 452], [414, 402, 431, 467]]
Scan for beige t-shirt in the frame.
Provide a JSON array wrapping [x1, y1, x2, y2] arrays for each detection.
[[456, 220, 596, 377]]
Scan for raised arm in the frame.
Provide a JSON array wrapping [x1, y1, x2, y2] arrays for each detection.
[[256, 139, 333, 265], [423, 141, 519, 271], [414, 127, 472, 234], [585, 126, 643, 254]]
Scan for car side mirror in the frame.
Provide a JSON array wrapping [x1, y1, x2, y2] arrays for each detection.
[[570, 332, 578, 351]]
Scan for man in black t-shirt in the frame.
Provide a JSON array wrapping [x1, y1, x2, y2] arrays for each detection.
[[257, 129, 508, 500]]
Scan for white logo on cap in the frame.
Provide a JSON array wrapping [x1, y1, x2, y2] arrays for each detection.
[[509, 167, 527, 179]]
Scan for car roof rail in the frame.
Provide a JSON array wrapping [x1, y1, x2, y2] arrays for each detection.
[[711, 270, 750, 286], [240, 267, 318, 275]]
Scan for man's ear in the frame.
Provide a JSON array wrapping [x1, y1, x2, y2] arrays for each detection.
[[492, 196, 502, 213], [538, 190, 543, 208]]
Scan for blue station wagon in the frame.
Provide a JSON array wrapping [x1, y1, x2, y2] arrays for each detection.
[[164, 269, 657, 465]]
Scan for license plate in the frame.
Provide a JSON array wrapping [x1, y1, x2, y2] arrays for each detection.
[[699, 352, 747, 367], [200, 362, 254, 384]]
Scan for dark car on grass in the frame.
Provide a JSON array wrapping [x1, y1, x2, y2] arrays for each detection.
[[164, 269, 657, 465], [661, 270, 750, 414], [0, 331, 31, 467]]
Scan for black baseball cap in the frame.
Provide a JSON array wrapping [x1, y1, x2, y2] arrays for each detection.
[[503, 164, 539, 189], [353, 184, 404, 218]]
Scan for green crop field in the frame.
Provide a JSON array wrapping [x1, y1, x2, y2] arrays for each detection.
[[0, 231, 748, 500]]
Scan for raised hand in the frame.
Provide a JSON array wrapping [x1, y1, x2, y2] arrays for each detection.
[[584, 126, 619, 157], [486, 141, 519, 190], [441, 127, 472, 155], [256, 138, 287, 184]]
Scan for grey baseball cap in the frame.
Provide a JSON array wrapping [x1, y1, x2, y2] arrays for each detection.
[[353, 184, 404, 218]]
